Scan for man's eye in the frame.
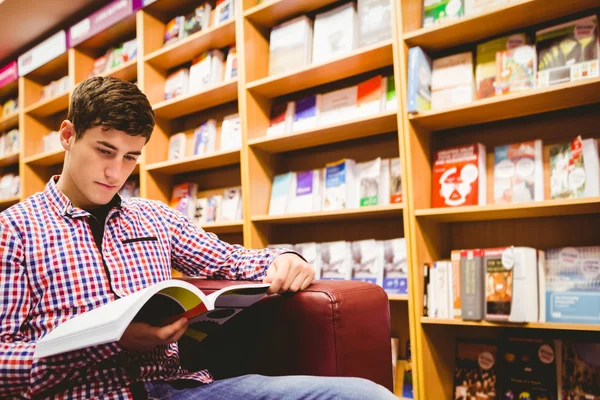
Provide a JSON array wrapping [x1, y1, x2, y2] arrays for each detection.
[[125, 155, 136, 161], [98, 148, 111, 155]]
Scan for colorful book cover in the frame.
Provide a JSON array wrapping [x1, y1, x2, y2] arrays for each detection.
[[385, 74, 397, 111], [556, 340, 600, 399], [494, 140, 543, 203], [170, 182, 198, 218], [431, 52, 474, 109], [453, 340, 497, 400], [356, 75, 382, 117], [495, 45, 536, 95], [407, 47, 432, 113], [193, 120, 216, 156], [266, 101, 289, 137], [268, 172, 294, 215], [358, 158, 381, 206], [383, 238, 408, 294], [390, 157, 402, 203], [550, 136, 600, 199], [323, 159, 356, 211], [432, 144, 486, 208], [292, 95, 318, 132], [423, 0, 464, 28], [483, 247, 512, 321], [317, 86, 358, 125]]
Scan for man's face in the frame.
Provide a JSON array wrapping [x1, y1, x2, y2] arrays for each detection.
[[64, 124, 145, 208]]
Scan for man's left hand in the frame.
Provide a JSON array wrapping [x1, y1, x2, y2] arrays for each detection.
[[263, 253, 315, 294]]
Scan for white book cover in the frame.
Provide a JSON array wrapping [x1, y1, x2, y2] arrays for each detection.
[[465, 0, 507, 16], [224, 47, 238, 81], [357, 158, 381, 207], [312, 2, 358, 64], [320, 241, 352, 280], [164, 68, 189, 100], [206, 195, 223, 223], [433, 261, 450, 318], [382, 238, 408, 294], [494, 140, 544, 204], [509, 247, 540, 323], [351, 239, 384, 286], [268, 172, 295, 215], [537, 249, 546, 323], [220, 113, 241, 151], [379, 158, 391, 206], [221, 187, 242, 221], [210, 49, 225, 84], [193, 120, 217, 156], [390, 157, 402, 204], [215, 0, 235, 24], [295, 242, 322, 280], [189, 52, 212, 92], [268, 16, 313, 76], [194, 197, 208, 225], [357, 0, 392, 47], [550, 137, 600, 199], [431, 52, 474, 109], [317, 86, 358, 126], [168, 132, 187, 160], [323, 159, 357, 211], [266, 101, 295, 137], [289, 169, 322, 214]]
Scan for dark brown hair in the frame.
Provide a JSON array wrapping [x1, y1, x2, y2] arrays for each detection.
[[67, 76, 155, 142]]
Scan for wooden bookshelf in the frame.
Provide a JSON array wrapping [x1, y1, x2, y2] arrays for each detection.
[[246, 40, 394, 98], [409, 76, 600, 131], [0, 196, 21, 209], [152, 80, 238, 119], [145, 150, 241, 175], [249, 111, 398, 153], [144, 20, 236, 71], [244, 0, 340, 28], [388, 294, 409, 301], [100, 58, 138, 82], [421, 318, 600, 332], [24, 149, 65, 167], [0, 152, 19, 168], [403, 0, 600, 51], [0, 80, 18, 101], [0, 112, 18, 131], [200, 220, 244, 234], [23, 91, 70, 119], [252, 204, 404, 225]]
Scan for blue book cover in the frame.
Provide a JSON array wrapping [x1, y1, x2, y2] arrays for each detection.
[[407, 46, 432, 114], [294, 94, 317, 121]]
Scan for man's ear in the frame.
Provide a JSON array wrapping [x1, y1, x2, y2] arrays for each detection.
[[59, 120, 76, 150]]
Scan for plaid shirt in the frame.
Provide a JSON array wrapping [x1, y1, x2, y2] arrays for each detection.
[[0, 176, 283, 399]]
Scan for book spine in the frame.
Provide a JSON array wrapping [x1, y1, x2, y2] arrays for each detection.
[[407, 47, 419, 113], [461, 250, 483, 320]]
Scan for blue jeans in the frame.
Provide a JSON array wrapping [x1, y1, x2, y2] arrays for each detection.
[[143, 375, 397, 400]]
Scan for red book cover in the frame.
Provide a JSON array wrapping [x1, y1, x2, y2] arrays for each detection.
[[432, 144, 486, 208]]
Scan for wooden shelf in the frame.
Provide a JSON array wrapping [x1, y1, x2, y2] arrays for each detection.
[[415, 197, 600, 222], [404, 0, 600, 51], [421, 317, 600, 332], [0, 80, 18, 100], [246, 40, 394, 98], [252, 204, 403, 225], [409, 76, 600, 132], [146, 149, 241, 175], [244, 0, 339, 28], [25, 53, 69, 83], [152, 79, 238, 119], [100, 58, 138, 82], [145, 20, 236, 71], [24, 149, 65, 167], [249, 111, 398, 153], [0, 152, 19, 168], [0, 196, 20, 209], [24, 91, 70, 119], [199, 220, 244, 234], [0, 112, 18, 131], [388, 293, 409, 301]]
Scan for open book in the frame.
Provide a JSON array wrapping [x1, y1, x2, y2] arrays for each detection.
[[33, 279, 270, 359]]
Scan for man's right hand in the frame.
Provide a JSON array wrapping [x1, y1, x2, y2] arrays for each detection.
[[118, 317, 189, 352]]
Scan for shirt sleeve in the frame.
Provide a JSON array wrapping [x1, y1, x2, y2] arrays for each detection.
[[0, 221, 124, 397], [156, 201, 290, 280]]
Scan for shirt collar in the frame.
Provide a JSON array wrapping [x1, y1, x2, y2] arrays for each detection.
[[44, 175, 122, 219]]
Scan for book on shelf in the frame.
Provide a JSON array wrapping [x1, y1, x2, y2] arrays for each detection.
[[390, 157, 402, 204], [356, 75, 383, 117], [317, 85, 358, 126], [407, 46, 432, 113], [292, 95, 318, 132], [2, 129, 19, 155], [320, 241, 353, 280], [460, 249, 485, 321], [323, 159, 358, 211], [431, 52, 474, 109], [268, 172, 295, 215], [42, 131, 62, 153], [164, 68, 189, 100], [451, 250, 461, 318], [168, 132, 187, 160], [268, 16, 313, 76], [0, 173, 19, 199], [493, 139, 544, 204], [464, 0, 507, 16], [431, 261, 451, 318], [542, 246, 600, 325], [289, 169, 322, 214], [266, 100, 294, 137], [495, 45, 536, 96], [164, 3, 212, 46], [475, 34, 527, 100], [453, 340, 497, 400], [220, 187, 242, 221], [432, 144, 486, 208], [422, 0, 464, 28], [537, 15, 599, 87], [170, 183, 198, 219], [224, 46, 238, 81], [2, 98, 18, 117], [189, 49, 224, 93], [383, 238, 408, 295], [358, 157, 384, 207], [351, 239, 384, 285], [215, 0, 235, 25], [357, 0, 392, 47], [312, 2, 358, 65], [220, 113, 241, 151], [192, 120, 217, 156], [33, 279, 270, 359], [555, 340, 600, 399], [194, 197, 209, 225], [294, 242, 322, 280], [550, 136, 600, 200], [206, 195, 223, 223], [384, 74, 398, 111]]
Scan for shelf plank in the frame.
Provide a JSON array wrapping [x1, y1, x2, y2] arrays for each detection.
[[409, 76, 600, 132], [415, 197, 600, 222], [252, 204, 404, 225], [0, 152, 19, 168], [244, 0, 339, 28], [388, 293, 409, 301], [0, 112, 18, 131], [24, 149, 65, 167], [0, 196, 20, 209], [0, 80, 18, 100], [421, 317, 600, 332], [152, 79, 238, 119], [145, 20, 236, 71], [404, 0, 599, 51], [100, 58, 138, 82], [145, 149, 241, 175], [24, 91, 70, 119], [249, 111, 398, 153], [25, 52, 69, 83], [246, 40, 394, 98], [200, 220, 244, 234]]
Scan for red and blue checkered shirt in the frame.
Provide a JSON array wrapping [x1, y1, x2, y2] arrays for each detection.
[[0, 176, 283, 399]]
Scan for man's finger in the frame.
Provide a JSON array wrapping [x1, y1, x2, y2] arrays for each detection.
[[263, 265, 276, 284], [268, 260, 290, 294], [163, 320, 189, 344], [157, 318, 188, 342], [281, 260, 303, 292], [288, 270, 307, 292], [300, 270, 315, 290]]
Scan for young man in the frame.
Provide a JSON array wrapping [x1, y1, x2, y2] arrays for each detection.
[[0, 77, 395, 399]]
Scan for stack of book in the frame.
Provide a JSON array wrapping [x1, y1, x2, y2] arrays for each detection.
[[170, 183, 243, 226]]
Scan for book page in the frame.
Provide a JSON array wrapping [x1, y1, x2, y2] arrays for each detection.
[[208, 283, 270, 308]]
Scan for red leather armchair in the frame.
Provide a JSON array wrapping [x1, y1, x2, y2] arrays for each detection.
[[176, 278, 394, 392]]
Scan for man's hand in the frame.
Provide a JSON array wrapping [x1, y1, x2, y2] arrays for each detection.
[[263, 253, 315, 294], [118, 317, 189, 352]]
